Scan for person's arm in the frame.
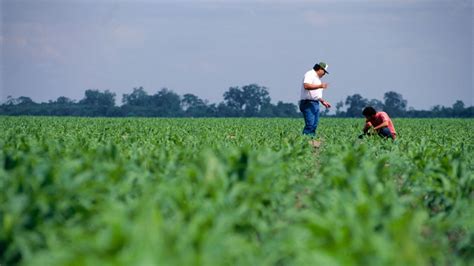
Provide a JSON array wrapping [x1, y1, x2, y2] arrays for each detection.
[[304, 83, 328, 90], [318, 98, 331, 108], [373, 121, 389, 131], [363, 121, 372, 133]]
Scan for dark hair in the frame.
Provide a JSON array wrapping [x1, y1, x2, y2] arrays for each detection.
[[362, 106, 376, 116], [313, 64, 322, 71]]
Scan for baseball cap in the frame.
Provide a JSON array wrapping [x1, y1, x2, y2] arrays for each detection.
[[317, 62, 329, 74]]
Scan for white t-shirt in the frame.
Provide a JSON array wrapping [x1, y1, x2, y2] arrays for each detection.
[[300, 69, 323, 101]]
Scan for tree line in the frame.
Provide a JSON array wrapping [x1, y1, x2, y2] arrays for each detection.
[[0, 84, 298, 118], [334, 91, 473, 118], [1, 84, 472, 118]]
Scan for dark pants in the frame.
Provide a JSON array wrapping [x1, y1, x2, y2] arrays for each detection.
[[359, 127, 394, 139], [299, 100, 319, 137], [378, 127, 394, 139]]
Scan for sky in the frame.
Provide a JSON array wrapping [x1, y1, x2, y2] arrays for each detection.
[[1, 0, 472, 110]]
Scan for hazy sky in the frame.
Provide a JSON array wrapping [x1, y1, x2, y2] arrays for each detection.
[[1, 0, 472, 109]]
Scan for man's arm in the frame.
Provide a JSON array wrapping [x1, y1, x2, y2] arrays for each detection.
[[373, 121, 389, 131], [318, 98, 331, 108], [304, 83, 328, 90], [363, 121, 372, 133]]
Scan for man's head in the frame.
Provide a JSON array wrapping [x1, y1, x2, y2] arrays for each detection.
[[362, 106, 377, 119], [313, 62, 329, 78]]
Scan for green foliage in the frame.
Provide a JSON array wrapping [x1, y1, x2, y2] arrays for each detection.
[[2, 88, 473, 117], [0, 117, 472, 265]]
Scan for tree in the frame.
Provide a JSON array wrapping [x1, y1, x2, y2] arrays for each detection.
[[345, 94, 367, 117], [76, 90, 116, 116], [18, 96, 35, 105], [431, 105, 442, 113], [79, 89, 116, 107], [216, 102, 238, 117], [222, 84, 271, 117], [452, 100, 465, 114], [274, 102, 298, 117], [5, 96, 35, 105], [241, 84, 271, 116], [260, 102, 299, 117], [55, 96, 75, 105], [367, 99, 384, 111], [149, 88, 182, 116], [181, 94, 206, 110], [5, 96, 16, 105], [223, 87, 245, 113], [335, 101, 345, 117], [181, 93, 210, 117], [122, 87, 149, 106], [383, 91, 407, 117]]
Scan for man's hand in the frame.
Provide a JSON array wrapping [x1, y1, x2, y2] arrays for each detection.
[[320, 83, 328, 89], [321, 100, 331, 108]]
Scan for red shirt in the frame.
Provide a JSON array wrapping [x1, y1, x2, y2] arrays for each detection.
[[366, 112, 396, 137]]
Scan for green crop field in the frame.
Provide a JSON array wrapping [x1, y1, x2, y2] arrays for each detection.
[[1, 117, 473, 265]]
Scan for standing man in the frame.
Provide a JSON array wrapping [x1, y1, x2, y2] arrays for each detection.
[[299, 62, 331, 137], [360, 106, 397, 140]]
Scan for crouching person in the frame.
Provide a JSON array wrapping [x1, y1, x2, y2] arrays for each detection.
[[359, 107, 397, 140]]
